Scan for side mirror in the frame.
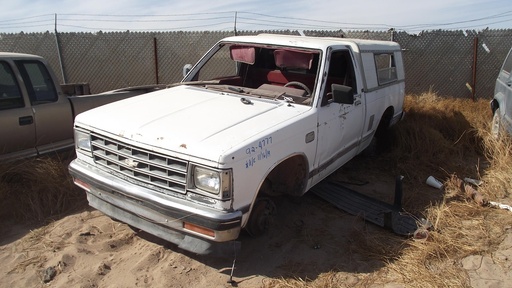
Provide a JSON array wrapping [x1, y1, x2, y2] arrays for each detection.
[[331, 84, 354, 105], [182, 64, 193, 77]]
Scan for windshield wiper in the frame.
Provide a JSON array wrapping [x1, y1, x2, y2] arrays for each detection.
[[228, 86, 247, 93], [166, 80, 221, 88]]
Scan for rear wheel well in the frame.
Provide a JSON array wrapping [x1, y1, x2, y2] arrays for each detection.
[[491, 99, 499, 114], [364, 106, 394, 155], [376, 106, 394, 138]]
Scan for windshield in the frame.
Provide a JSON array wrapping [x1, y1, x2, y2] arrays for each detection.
[[185, 43, 321, 106]]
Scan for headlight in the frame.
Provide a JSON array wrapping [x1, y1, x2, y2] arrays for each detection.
[[194, 166, 220, 194], [192, 166, 232, 198], [75, 129, 92, 154]]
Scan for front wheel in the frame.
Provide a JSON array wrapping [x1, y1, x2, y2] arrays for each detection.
[[491, 108, 502, 138], [245, 198, 276, 237]]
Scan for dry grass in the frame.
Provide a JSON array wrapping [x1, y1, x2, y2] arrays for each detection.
[[0, 152, 86, 222], [265, 92, 512, 287], [388, 92, 488, 182]]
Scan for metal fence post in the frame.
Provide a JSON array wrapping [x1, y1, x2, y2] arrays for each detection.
[[472, 37, 478, 101], [54, 14, 67, 84], [153, 37, 159, 84]]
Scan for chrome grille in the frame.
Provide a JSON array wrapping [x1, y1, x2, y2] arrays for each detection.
[[91, 134, 188, 194]]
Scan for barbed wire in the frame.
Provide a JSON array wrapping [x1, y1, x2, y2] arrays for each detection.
[[0, 10, 511, 33]]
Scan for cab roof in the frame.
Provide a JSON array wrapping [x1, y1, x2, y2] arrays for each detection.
[[220, 34, 401, 52], [0, 52, 43, 60]]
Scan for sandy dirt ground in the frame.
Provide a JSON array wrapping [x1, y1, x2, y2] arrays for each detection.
[[1, 157, 512, 288], [1, 194, 385, 287]]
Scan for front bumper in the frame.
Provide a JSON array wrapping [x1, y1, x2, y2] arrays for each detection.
[[69, 159, 242, 255]]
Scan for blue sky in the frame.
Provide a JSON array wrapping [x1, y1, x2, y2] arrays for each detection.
[[0, 0, 511, 33]]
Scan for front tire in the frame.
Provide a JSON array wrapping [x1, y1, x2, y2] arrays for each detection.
[[245, 198, 276, 237]]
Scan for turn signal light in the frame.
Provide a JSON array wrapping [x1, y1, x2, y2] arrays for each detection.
[[183, 222, 215, 237], [73, 178, 90, 192]]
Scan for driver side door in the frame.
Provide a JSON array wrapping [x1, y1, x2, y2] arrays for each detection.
[[314, 48, 365, 181]]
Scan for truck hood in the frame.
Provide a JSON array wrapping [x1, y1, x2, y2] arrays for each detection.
[[75, 85, 308, 162]]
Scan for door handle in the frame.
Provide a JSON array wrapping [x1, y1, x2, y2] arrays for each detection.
[[19, 115, 33, 126]]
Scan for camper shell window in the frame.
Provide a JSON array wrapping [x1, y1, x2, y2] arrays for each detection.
[[374, 53, 398, 85]]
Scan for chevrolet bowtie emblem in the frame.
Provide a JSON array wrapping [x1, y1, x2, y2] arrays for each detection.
[[125, 158, 140, 168]]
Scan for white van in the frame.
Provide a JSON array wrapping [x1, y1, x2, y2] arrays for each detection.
[[491, 47, 512, 137]]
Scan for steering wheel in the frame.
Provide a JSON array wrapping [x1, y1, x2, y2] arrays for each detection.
[[283, 81, 311, 97]]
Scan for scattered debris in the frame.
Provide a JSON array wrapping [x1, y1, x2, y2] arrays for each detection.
[[97, 262, 111, 275], [454, 176, 512, 213], [488, 202, 512, 212], [464, 177, 483, 186], [464, 184, 486, 206], [42, 261, 66, 283], [426, 176, 443, 190], [412, 218, 433, 241], [413, 228, 429, 241], [42, 266, 57, 283]]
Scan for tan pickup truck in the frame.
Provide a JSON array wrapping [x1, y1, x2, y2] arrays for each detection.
[[0, 52, 164, 161]]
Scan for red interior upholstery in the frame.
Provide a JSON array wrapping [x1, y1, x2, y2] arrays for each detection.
[[253, 69, 316, 89]]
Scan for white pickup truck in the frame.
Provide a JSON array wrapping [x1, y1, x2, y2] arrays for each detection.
[[69, 34, 405, 254]]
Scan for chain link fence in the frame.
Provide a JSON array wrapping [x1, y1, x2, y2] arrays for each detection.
[[1, 29, 511, 98]]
